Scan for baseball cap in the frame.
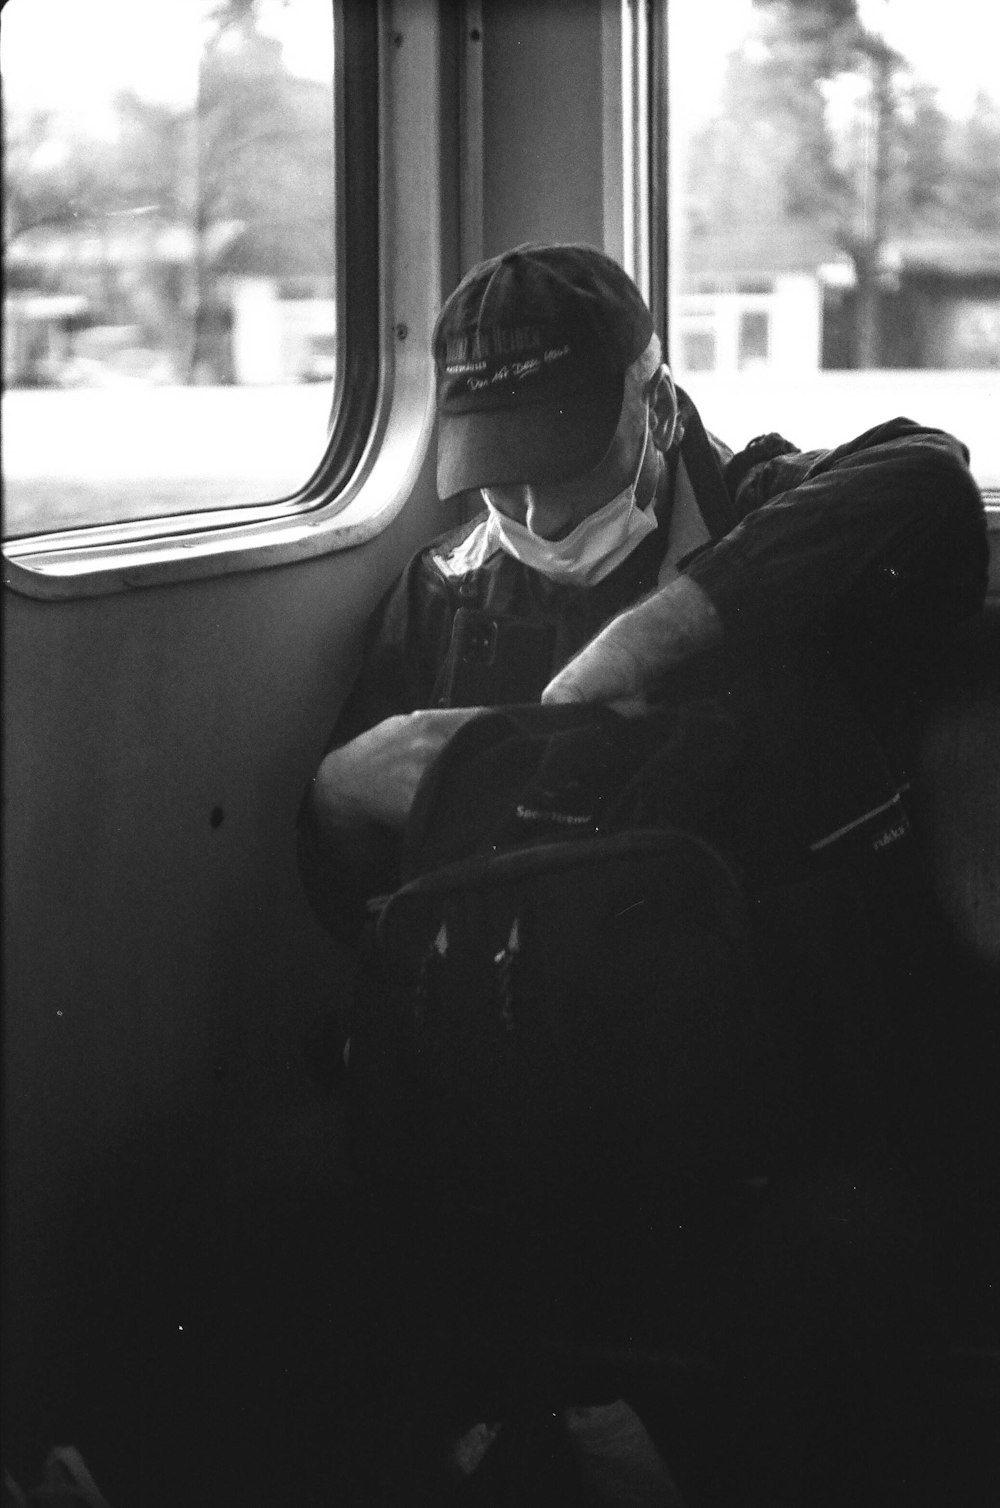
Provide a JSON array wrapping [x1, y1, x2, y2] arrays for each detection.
[[433, 243, 655, 499]]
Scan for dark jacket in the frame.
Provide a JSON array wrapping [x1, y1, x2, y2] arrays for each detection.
[[298, 391, 988, 944]]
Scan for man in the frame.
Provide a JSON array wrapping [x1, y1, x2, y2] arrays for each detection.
[[299, 244, 987, 1503], [300, 241, 986, 938]]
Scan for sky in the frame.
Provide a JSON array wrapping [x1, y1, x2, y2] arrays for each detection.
[[0, 0, 334, 112], [671, 0, 998, 122], [2, 0, 997, 123]]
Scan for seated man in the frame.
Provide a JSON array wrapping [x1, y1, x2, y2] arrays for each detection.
[[298, 243, 988, 1503], [300, 241, 986, 938]]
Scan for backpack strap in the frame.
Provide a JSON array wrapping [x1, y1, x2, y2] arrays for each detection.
[[675, 387, 739, 541]]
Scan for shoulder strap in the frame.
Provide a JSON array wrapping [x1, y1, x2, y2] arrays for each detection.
[[675, 387, 739, 541]]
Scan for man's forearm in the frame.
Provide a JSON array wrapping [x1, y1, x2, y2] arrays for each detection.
[[310, 706, 484, 832], [310, 745, 372, 833], [542, 574, 724, 706]]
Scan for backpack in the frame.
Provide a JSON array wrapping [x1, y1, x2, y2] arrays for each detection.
[[345, 674, 927, 1345], [347, 699, 765, 1236]]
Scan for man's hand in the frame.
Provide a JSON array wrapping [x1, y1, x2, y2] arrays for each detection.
[[311, 706, 483, 831], [542, 575, 723, 706]]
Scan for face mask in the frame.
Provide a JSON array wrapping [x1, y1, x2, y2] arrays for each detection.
[[483, 418, 655, 587]]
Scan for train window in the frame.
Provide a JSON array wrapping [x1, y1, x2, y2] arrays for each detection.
[[669, 0, 1000, 493], [2, 0, 339, 538], [2, 1, 439, 594]]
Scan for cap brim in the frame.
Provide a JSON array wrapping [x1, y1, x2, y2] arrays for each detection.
[[436, 377, 624, 500]]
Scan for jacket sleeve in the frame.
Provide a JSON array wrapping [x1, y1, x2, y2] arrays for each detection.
[[295, 553, 456, 946], [684, 419, 988, 649]]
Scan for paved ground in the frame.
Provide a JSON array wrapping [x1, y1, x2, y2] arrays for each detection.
[[2, 384, 334, 538], [3, 370, 998, 540]]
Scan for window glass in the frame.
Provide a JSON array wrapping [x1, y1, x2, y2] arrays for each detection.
[[1, 0, 337, 539], [681, 327, 718, 372], [738, 309, 770, 369], [669, 0, 1000, 487]]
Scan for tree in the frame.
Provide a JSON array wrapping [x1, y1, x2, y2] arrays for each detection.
[[184, 0, 334, 380], [4, 87, 195, 355], [683, 17, 852, 240], [952, 92, 1000, 236], [3, 0, 334, 383], [893, 84, 953, 232], [682, 0, 993, 366], [3, 107, 118, 253]]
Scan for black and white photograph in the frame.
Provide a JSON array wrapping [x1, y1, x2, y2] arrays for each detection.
[[3, 1, 998, 1502]]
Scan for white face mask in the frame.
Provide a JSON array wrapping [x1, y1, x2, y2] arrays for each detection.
[[483, 419, 656, 587]]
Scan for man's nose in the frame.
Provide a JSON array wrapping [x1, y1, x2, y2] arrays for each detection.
[[524, 489, 572, 540]]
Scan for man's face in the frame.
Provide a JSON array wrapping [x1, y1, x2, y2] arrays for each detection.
[[483, 381, 656, 541]]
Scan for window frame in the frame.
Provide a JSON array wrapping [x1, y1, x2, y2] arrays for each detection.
[[3, 0, 444, 600]]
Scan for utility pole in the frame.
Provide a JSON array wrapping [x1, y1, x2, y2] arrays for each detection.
[[851, 0, 897, 368], [855, 39, 893, 367]]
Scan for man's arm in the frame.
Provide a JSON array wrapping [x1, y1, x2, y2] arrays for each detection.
[[545, 421, 987, 707], [296, 543, 467, 941], [298, 707, 483, 945], [542, 574, 723, 706], [310, 707, 483, 833]]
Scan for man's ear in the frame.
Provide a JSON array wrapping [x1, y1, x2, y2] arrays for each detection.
[[648, 366, 683, 451]]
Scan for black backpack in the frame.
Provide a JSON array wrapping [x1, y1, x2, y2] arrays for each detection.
[[345, 675, 927, 1345], [347, 700, 766, 1233]]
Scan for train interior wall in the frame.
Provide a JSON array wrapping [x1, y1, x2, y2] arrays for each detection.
[[2, 479, 450, 1496]]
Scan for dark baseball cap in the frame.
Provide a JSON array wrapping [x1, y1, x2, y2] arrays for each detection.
[[433, 243, 655, 499]]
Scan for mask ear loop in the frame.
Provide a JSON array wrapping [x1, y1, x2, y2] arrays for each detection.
[[631, 407, 652, 501], [648, 368, 682, 454]]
